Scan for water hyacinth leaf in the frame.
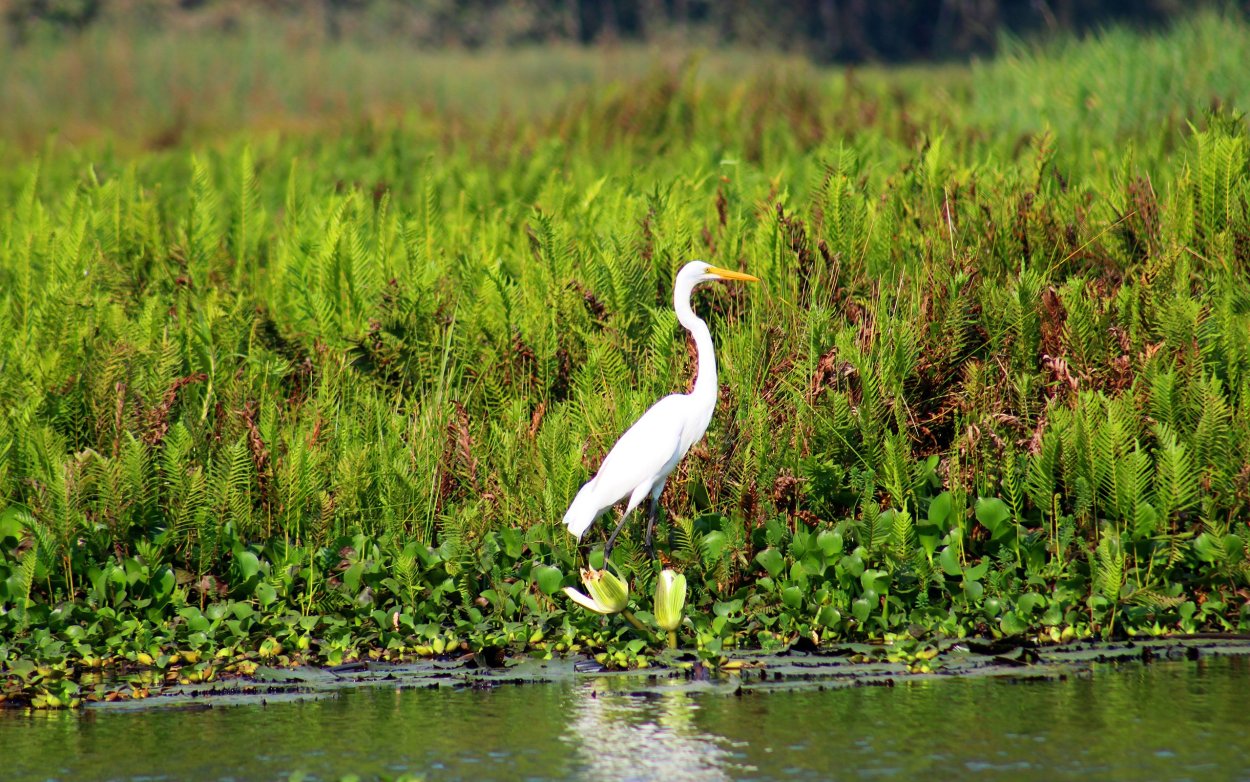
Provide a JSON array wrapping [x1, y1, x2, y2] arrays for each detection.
[[861, 569, 890, 594], [234, 550, 261, 582], [817, 530, 843, 558], [928, 491, 953, 528], [975, 498, 1012, 537], [499, 527, 524, 559], [817, 605, 842, 627], [1041, 603, 1064, 626], [254, 581, 277, 608], [781, 585, 804, 609], [764, 518, 787, 547], [343, 562, 365, 593], [116, 559, 136, 589], [0, 507, 28, 545], [789, 560, 808, 584], [840, 552, 866, 579], [588, 549, 605, 570], [1224, 534, 1246, 563], [1194, 533, 1225, 563], [756, 547, 785, 578], [916, 526, 942, 559], [700, 531, 728, 563], [1017, 593, 1047, 615], [852, 598, 872, 623], [939, 546, 963, 577], [1000, 611, 1029, 635], [153, 568, 175, 600], [917, 493, 952, 556], [533, 565, 564, 596]]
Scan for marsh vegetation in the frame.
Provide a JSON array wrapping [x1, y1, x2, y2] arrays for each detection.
[[2, 12, 1250, 708]]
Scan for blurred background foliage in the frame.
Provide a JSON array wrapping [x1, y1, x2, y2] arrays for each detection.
[[3, 0, 1245, 59]]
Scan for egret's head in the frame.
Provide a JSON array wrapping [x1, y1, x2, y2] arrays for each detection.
[[681, 260, 761, 284]]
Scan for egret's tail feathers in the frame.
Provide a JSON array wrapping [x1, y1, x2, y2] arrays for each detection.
[[563, 482, 603, 540]]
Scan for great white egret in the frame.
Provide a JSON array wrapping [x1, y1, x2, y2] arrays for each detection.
[[563, 261, 759, 559]]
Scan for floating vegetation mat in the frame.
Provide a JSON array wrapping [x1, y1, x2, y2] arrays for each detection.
[[90, 637, 1250, 711]]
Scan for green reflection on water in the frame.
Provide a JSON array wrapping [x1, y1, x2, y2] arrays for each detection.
[[3, 657, 1249, 782]]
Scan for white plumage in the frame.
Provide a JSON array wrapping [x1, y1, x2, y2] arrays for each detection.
[[562, 261, 759, 556]]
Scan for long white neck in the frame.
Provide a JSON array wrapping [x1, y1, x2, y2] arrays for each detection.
[[674, 276, 717, 407]]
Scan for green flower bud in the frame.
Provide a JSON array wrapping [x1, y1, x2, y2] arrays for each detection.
[[563, 568, 629, 614], [653, 569, 687, 632]]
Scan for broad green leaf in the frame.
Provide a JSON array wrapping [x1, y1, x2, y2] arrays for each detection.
[[817, 530, 844, 558], [781, 586, 803, 609], [1000, 611, 1029, 635], [817, 605, 842, 627], [928, 491, 953, 528], [700, 531, 728, 563], [975, 497, 1011, 535], [533, 565, 564, 596], [939, 546, 963, 577], [851, 598, 872, 623], [755, 548, 785, 578], [234, 550, 261, 582]]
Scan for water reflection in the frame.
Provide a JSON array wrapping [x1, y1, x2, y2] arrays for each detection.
[[4, 658, 1250, 782], [563, 683, 749, 782]]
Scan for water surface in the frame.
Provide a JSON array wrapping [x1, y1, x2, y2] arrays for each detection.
[[4, 657, 1249, 781]]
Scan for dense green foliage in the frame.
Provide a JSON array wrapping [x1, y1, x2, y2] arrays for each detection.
[[3, 13, 1250, 707]]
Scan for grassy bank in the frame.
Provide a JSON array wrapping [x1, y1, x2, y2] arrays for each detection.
[[3, 13, 1250, 708]]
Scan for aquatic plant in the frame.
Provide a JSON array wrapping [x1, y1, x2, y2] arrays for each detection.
[[654, 570, 688, 646], [564, 569, 630, 615]]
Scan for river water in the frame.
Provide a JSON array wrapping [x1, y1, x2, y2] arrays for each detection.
[[3, 656, 1249, 781]]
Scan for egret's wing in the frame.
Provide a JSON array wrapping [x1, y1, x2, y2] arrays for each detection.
[[582, 394, 689, 509]]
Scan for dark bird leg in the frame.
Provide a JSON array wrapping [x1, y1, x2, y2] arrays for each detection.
[[603, 507, 632, 564], [644, 498, 660, 559]]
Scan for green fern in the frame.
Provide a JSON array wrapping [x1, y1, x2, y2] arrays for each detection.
[[1153, 423, 1199, 526]]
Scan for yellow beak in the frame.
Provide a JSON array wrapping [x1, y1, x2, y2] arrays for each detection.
[[706, 265, 760, 282]]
